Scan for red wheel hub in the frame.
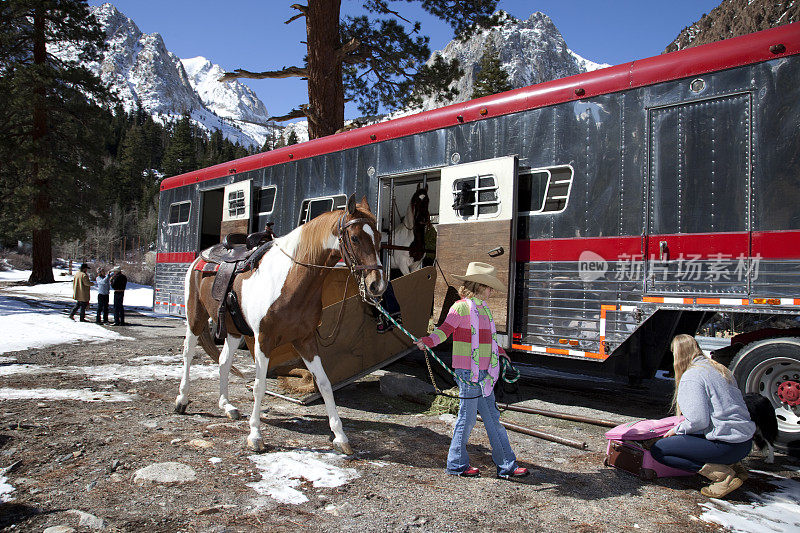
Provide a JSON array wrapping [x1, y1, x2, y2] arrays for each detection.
[[778, 380, 800, 406]]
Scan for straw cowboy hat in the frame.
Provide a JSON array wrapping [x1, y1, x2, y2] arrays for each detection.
[[453, 262, 505, 292]]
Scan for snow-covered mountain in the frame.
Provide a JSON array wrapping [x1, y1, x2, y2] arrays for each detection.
[[78, 3, 274, 149], [285, 11, 609, 140], [418, 11, 608, 111]]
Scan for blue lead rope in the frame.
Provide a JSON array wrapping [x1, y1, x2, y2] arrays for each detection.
[[367, 298, 520, 397]]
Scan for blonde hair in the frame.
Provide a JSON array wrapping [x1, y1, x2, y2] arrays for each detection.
[[670, 334, 733, 415], [458, 281, 490, 300]]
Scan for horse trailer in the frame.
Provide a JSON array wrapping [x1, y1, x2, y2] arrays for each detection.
[[156, 23, 800, 449]]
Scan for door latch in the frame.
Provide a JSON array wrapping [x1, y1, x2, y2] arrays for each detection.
[[659, 240, 669, 261], [487, 246, 504, 258]]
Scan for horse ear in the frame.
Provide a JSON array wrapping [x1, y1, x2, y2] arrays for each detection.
[[347, 194, 357, 215], [359, 195, 371, 211]]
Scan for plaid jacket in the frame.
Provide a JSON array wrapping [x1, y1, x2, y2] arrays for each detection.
[[418, 297, 506, 370]]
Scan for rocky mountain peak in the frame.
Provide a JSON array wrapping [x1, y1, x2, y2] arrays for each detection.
[[418, 10, 607, 111], [665, 0, 799, 53], [78, 3, 274, 149]]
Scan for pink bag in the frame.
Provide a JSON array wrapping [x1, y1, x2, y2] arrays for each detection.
[[604, 416, 695, 480]]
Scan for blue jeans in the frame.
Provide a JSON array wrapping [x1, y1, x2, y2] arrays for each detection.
[[113, 291, 125, 325], [651, 434, 752, 472], [447, 369, 518, 476]]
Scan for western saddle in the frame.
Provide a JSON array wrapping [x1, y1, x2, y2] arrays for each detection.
[[198, 224, 277, 340]]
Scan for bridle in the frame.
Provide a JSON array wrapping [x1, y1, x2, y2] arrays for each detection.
[[336, 212, 382, 276], [276, 211, 382, 284]]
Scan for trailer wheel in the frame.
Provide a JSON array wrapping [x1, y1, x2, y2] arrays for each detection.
[[731, 337, 800, 455]]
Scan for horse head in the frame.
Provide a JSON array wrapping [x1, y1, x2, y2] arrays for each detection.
[[410, 187, 431, 227], [339, 195, 387, 299]]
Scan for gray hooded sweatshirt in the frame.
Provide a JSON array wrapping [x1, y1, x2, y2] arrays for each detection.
[[675, 356, 755, 443]]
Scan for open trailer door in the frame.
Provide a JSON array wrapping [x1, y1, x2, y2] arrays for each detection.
[[434, 156, 518, 345]]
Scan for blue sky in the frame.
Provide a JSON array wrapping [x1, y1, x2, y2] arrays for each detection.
[[88, 0, 721, 120]]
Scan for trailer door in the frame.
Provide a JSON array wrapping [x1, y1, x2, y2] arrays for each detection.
[[646, 93, 752, 295], [221, 180, 252, 238], [435, 156, 517, 344]]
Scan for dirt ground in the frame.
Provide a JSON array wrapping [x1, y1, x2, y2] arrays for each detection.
[[1, 310, 798, 532]]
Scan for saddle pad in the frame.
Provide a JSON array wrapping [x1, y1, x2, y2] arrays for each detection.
[[194, 259, 219, 272]]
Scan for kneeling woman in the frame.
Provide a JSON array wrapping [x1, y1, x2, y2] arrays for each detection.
[[415, 262, 528, 479], [652, 334, 755, 498]]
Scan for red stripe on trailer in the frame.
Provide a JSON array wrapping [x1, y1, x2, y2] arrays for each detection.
[[156, 252, 196, 263], [516, 236, 641, 262], [752, 230, 800, 259], [159, 23, 800, 192], [516, 230, 800, 262], [648, 232, 749, 258]]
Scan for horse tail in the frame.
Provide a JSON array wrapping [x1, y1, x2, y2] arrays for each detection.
[[198, 325, 245, 379]]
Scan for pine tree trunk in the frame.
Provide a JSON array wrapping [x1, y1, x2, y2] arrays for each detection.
[[306, 0, 344, 139], [28, 5, 55, 284]]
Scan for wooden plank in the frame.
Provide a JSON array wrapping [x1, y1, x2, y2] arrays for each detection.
[[268, 266, 437, 399], [220, 219, 248, 241], [434, 220, 512, 331]]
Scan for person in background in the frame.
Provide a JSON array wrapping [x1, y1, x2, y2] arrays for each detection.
[[110, 266, 127, 326], [651, 334, 755, 498], [414, 262, 528, 480], [94, 268, 111, 324], [69, 263, 91, 322]]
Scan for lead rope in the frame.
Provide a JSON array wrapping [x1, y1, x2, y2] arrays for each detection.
[[365, 296, 520, 400]]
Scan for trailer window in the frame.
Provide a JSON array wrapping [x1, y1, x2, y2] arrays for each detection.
[[169, 201, 191, 225], [299, 194, 347, 225], [255, 186, 277, 215], [451, 174, 498, 219], [227, 189, 246, 218], [518, 166, 573, 215]]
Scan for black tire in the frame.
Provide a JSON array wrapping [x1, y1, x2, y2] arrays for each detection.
[[730, 337, 800, 456]]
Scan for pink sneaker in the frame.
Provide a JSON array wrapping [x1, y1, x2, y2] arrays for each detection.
[[459, 466, 480, 477], [499, 467, 529, 479]]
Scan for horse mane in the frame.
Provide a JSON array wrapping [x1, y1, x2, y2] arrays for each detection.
[[294, 207, 377, 265]]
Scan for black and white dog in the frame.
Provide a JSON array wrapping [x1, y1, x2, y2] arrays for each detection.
[[744, 393, 779, 463]]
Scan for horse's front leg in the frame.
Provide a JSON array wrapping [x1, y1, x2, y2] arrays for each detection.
[[218, 333, 241, 420], [296, 338, 352, 455], [174, 323, 197, 414], [247, 334, 270, 452]]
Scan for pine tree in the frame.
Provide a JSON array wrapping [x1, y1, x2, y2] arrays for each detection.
[[220, 1, 501, 139], [471, 42, 512, 99], [163, 113, 197, 177], [0, 0, 114, 283], [287, 130, 299, 146]]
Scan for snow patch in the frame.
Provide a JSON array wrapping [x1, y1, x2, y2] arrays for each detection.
[[0, 475, 14, 502], [0, 362, 221, 382], [247, 450, 360, 504], [699, 470, 800, 532], [0, 387, 135, 402]]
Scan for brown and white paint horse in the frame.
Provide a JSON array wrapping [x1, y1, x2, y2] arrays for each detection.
[[175, 195, 386, 453]]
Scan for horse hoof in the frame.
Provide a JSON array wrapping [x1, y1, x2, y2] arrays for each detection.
[[174, 402, 188, 414], [334, 441, 353, 455], [247, 436, 265, 453], [226, 408, 241, 420]]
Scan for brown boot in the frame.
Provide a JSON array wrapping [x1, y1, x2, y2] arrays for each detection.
[[731, 462, 749, 482], [698, 463, 743, 498]]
